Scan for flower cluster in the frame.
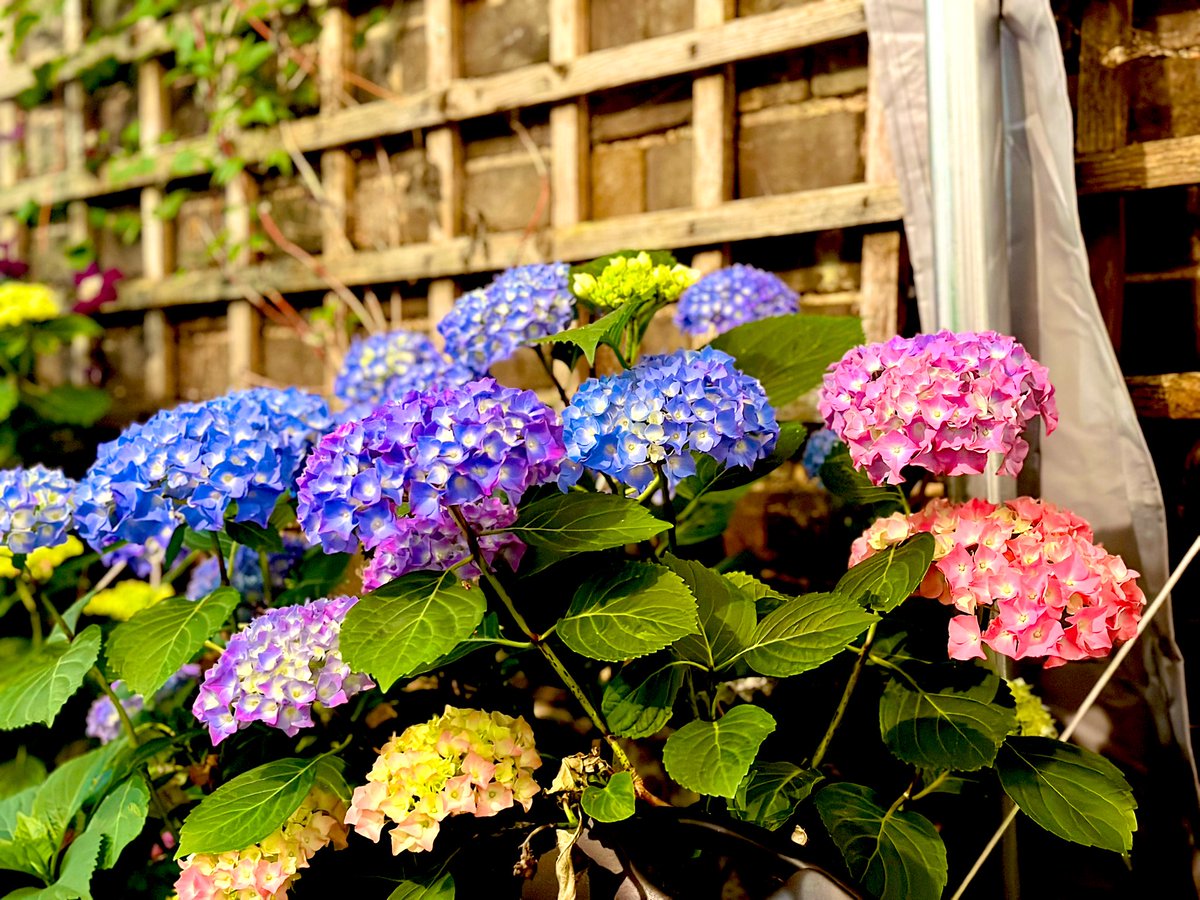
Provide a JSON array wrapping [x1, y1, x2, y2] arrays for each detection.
[[437, 264, 575, 374], [297, 379, 563, 555], [75, 388, 331, 549], [801, 427, 842, 484], [175, 785, 349, 900], [192, 597, 372, 744], [0, 535, 83, 580], [0, 241, 28, 280], [83, 580, 174, 621], [0, 282, 58, 327], [0, 465, 76, 555], [1006, 677, 1058, 738], [334, 329, 473, 422], [362, 498, 525, 591], [819, 331, 1058, 485], [187, 535, 309, 604], [85, 665, 200, 744], [560, 347, 779, 491], [571, 252, 698, 310], [849, 497, 1146, 666], [73, 262, 123, 315], [345, 706, 541, 855], [674, 264, 798, 335]]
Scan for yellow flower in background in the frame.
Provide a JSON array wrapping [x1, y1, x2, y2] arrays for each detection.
[[0, 536, 84, 580], [84, 580, 174, 621], [0, 282, 60, 328], [572, 251, 699, 310]]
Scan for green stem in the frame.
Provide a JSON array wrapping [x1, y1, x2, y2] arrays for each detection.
[[258, 549, 274, 607], [811, 623, 877, 769], [885, 774, 920, 818], [15, 579, 42, 648], [899, 488, 912, 516], [654, 463, 677, 554], [210, 534, 230, 588], [203, 639, 226, 654], [163, 549, 201, 587], [634, 472, 663, 504], [911, 771, 950, 802], [533, 346, 571, 407]]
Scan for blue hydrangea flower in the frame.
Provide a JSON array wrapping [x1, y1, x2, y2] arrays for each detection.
[[362, 498, 525, 591], [85, 664, 201, 745], [297, 378, 564, 554], [334, 329, 473, 423], [437, 264, 575, 374], [802, 427, 842, 484], [74, 388, 331, 550], [674, 264, 799, 336], [0, 465, 76, 555], [191, 596, 372, 745], [186, 534, 309, 603], [561, 347, 779, 491]]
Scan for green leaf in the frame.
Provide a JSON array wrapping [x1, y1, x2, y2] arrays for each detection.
[[0, 626, 101, 730], [43, 821, 104, 900], [663, 555, 754, 670], [997, 736, 1137, 852], [601, 658, 682, 739], [340, 570, 486, 691], [0, 753, 46, 799], [0, 375, 19, 421], [511, 493, 670, 553], [0, 801, 55, 880], [35, 315, 103, 344], [154, 189, 189, 220], [223, 519, 283, 552], [662, 706, 776, 798], [402, 612, 502, 678], [723, 572, 789, 616], [742, 593, 877, 677], [387, 872, 455, 900], [32, 742, 126, 846], [678, 422, 806, 500], [835, 534, 936, 613], [532, 302, 639, 365], [674, 487, 747, 546], [21, 386, 111, 427], [879, 667, 1016, 771], [710, 314, 864, 408], [557, 562, 699, 662], [815, 783, 948, 900], [88, 777, 149, 869], [277, 550, 352, 605], [107, 588, 239, 696], [730, 762, 821, 830], [581, 771, 636, 823], [818, 443, 906, 508], [177, 758, 323, 857]]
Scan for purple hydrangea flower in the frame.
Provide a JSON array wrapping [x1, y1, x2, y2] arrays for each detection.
[[297, 379, 564, 555], [818, 330, 1058, 485], [802, 427, 842, 483], [560, 347, 779, 492], [674, 264, 799, 336], [334, 329, 473, 423], [362, 498, 525, 591], [74, 388, 331, 550], [437, 264, 575, 374], [85, 682, 144, 744], [0, 465, 76, 555], [191, 596, 372, 745], [186, 534, 309, 603], [100, 524, 175, 579]]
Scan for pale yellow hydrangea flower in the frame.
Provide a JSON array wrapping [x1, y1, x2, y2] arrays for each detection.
[[572, 252, 699, 310], [0, 536, 84, 580], [83, 580, 174, 621], [0, 282, 60, 328]]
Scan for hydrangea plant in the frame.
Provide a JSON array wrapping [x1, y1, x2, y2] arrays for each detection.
[[0, 251, 1147, 900]]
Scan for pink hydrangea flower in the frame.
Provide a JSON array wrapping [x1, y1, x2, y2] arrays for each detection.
[[174, 785, 348, 899], [345, 706, 541, 855], [818, 331, 1057, 485], [850, 498, 1145, 667]]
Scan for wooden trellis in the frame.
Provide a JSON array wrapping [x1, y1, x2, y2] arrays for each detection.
[[0, 0, 905, 413]]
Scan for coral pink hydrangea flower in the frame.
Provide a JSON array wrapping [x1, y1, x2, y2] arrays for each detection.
[[819, 331, 1057, 485], [850, 497, 1145, 667], [345, 705, 541, 855], [175, 785, 348, 899]]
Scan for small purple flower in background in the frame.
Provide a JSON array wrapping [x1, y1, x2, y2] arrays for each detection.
[[74, 387, 331, 550], [437, 263, 575, 374], [674, 264, 799, 336], [334, 329, 473, 423], [0, 465, 76, 555], [85, 664, 201, 745], [191, 597, 372, 745], [801, 427, 842, 485], [100, 524, 175, 579], [297, 379, 563, 556], [818, 330, 1058, 486], [73, 262, 124, 314], [0, 241, 28, 280], [560, 346, 779, 492], [362, 498, 525, 591], [186, 534, 309, 603]]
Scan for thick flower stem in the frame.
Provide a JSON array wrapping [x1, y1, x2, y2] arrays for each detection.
[[811, 623, 877, 769], [211, 534, 230, 588], [15, 579, 42, 647], [653, 463, 677, 554], [534, 346, 572, 407], [258, 549, 274, 607]]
